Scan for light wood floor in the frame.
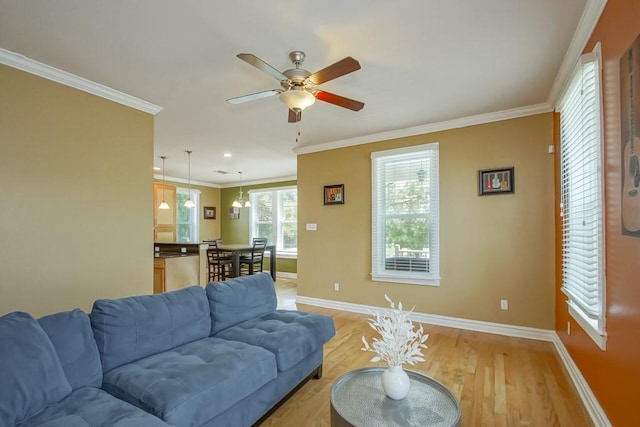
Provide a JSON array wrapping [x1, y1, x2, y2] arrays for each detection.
[[263, 278, 593, 426]]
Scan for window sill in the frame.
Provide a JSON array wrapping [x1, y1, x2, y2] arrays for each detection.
[[371, 273, 440, 286], [265, 252, 297, 260], [568, 303, 606, 350]]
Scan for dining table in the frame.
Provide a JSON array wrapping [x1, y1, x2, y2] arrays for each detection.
[[215, 243, 276, 281]]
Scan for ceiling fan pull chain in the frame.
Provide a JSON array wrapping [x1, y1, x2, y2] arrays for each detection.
[[296, 121, 301, 143]]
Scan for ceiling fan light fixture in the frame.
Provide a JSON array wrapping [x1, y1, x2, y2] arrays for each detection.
[[279, 88, 316, 111]]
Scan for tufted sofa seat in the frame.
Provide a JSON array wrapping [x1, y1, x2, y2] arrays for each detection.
[[214, 310, 335, 371]]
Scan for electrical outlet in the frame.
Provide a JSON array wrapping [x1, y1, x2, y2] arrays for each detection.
[[334, 283, 340, 291], [500, 299, 508, 310]]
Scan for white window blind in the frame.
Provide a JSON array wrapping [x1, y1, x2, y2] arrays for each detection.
[[558, 45, 606, 349], [371, 143, 439, 285]]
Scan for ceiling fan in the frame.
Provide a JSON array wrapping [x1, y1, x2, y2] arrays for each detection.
[[226, 51, 364, 123]]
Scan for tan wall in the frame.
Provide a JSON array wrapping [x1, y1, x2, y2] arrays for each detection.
[[555, 1, 640, 424], [298, 113, 555, 329], [154, 179, 221, 242], [0, 65, 155, 317]]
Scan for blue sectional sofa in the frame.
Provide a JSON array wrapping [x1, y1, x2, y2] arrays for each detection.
[[0, 273, 335, 427]]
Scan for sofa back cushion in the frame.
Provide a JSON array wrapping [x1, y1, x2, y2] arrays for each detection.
[[38, 309, 103, 389], [90, 286, 211, 373], [0, 312, 72, 426], [206, 272, 277, 334]]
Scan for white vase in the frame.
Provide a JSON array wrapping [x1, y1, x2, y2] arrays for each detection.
[[381, 365, 410, 399]]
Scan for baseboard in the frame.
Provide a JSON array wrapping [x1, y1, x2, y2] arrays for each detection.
[[296, 295, 611, 427], [551, 335, 612, 427], [274, 271, 297, 279], [296, 296, 556, 341]]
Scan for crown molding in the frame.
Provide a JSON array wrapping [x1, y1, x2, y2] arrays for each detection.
[[293, 103, 552, 155], [547, 0, 607, 107], [0, 48, 163, 115], [220, 175, 298, 188], [154, 175, 221, 188]]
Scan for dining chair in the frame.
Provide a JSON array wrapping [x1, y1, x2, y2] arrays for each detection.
[[207, 240, 232, 282], [239, 238, 268, 275]]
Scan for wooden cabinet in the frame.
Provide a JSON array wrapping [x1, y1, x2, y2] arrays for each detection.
[[153, 255, 200, 294], [153, 183, 176, 242]]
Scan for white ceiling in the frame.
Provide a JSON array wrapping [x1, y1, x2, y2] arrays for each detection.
[[0, 0, 594, 186]]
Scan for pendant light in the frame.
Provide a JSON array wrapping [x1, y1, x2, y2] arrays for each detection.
[[232, 171, 251, 208], [158, 156, 170, 210], [183, 150, 195, 208]]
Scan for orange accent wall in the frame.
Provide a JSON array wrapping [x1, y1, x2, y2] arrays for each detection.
[[555, 1, 640, 425]]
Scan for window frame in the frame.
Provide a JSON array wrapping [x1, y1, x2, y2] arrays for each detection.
[[371, 143, 440, 286], [249, 186, 297, 258], [175, 187, 200, 243], [557, 43, 607, 349]]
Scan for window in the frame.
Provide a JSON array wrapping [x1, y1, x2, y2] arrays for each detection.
[[176, 188, 200, 243], [249, 186, 297, 256], [371, 143, 439, 285], [558, 43, 606, 349]]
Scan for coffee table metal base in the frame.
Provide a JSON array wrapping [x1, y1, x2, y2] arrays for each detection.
[[330, 367, 461, 427]]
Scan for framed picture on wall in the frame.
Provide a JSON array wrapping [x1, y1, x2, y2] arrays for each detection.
[[230, 207, 240, 220], [478, 167, 515, 195], [203, 206, 216, 219], [324, 184, 344, 205], [621, 33, 640, 237]]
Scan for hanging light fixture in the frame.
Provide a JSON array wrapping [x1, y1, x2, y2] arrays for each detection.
[[158, 156, 170, 210], [183, 150, 195, 208], [279, 87, 316, 112], [232, 171, 251, 208]]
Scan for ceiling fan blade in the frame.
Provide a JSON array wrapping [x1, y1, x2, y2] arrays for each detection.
[[226, 90, 280, 104], [306, 57, 361, 86], [315, 90, 365, 111], [237, 53, 288, 81], [288, 109, 301, 123]]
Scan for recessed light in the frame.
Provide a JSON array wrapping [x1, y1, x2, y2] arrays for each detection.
[[223, 153, 232, 158]]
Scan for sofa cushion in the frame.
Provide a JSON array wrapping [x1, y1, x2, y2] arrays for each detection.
[[101, 337, 277, 427], [0, 312, 72, 426], [38, 309, 103, 389], [16, 387, 170, 427], [91, 286, 211, 372], [206, 272, 277, 334], [214, 310, 336, 371]]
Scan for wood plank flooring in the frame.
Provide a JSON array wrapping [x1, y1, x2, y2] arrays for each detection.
[[262, 279, 593, 426]]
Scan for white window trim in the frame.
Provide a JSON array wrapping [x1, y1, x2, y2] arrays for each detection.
[[558, 42, 607, 350], [371, 143, 440, 286], [249, 185, 298, 258], [176, 187, 200, 243]]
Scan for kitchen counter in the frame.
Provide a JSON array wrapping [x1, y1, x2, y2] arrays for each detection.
[[153, 243, 206, 293]]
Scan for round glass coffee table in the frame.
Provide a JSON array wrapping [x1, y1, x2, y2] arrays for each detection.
[[330, 367, 461, 426]]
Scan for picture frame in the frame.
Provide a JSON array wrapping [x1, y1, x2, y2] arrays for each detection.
[[478, 167, 515, 195], [229, 207, 240, 220], [620, 33, 640, 237], [324, 184, 345, 205], [203, 206, 216, 219]]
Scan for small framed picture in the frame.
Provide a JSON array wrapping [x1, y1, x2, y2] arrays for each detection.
[[229, 207, 240, 220], [203, 206, 216, 219], [478, 167, 515, 195], [324, 184, 345, 205]]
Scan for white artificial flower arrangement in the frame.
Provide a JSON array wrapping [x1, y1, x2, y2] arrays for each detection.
[[361, 295, 429, 367]]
